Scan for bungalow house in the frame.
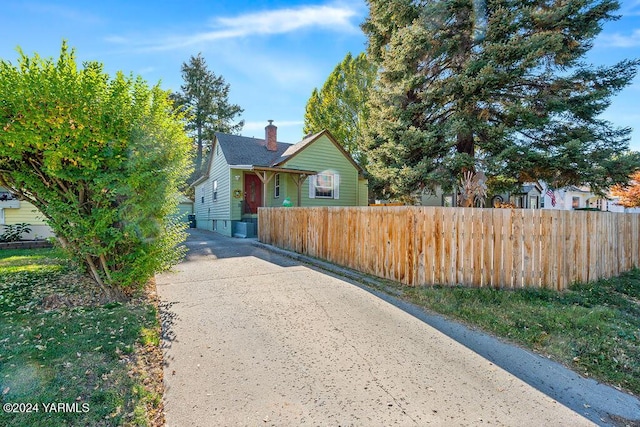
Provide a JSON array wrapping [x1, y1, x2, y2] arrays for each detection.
[[541, 185, 593, 210], [192, 121, 369, 237], [0, 186, 54, 239], [542, 185, 640, 213]]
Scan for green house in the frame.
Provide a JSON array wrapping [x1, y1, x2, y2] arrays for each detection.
[[192, 121, 369, 237]]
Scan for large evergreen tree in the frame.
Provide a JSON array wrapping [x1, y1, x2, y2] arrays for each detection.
[[172, 54, 244, 172], [362, 0, 640, 199], [304, 52, 376, 165]]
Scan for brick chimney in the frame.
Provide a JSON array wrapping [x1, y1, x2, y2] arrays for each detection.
[[265, 120, 277, 151]]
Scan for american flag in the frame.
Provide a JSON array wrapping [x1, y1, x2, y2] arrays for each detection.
[[545, 188, 556, 207]]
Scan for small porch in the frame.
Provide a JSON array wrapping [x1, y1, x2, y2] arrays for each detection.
[[231, 166, 316, 237]]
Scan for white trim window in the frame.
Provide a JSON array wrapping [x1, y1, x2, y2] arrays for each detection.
[[213, 180, 218, 202], [309, 173, 340, 199], [274, 173, 280, 199]]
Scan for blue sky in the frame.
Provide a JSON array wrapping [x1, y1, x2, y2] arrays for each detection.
[[1, 0, 639, 151]]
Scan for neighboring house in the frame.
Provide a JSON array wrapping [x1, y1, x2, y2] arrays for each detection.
[[421, 182, 544, 209], [192, 121, 369, 237], [542, 185, 640, 213], [416, 176, 640, 213], [0, 186, 54, 239], [420, 188, 457, 207], [175, 194, 194, 222], [606, 196, 640, 213], [541, 185, 593, 211], [508, 182, 543, 209]]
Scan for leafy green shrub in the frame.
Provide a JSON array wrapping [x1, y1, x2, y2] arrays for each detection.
[[0, 223, 32, 242], [0, 43, 192, 298]]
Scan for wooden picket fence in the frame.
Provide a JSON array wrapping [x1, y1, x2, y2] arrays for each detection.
[[258, 206, 640, 290]]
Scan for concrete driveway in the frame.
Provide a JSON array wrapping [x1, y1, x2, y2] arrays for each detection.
[[157, 229, 593, 426]]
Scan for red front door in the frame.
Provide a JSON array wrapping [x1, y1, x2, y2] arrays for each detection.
[[244, 174, 263, 214]]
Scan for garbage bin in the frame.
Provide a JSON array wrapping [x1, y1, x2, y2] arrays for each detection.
[[187, 214, 196, 228]]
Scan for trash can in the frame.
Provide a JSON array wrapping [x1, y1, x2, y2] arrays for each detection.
[[187, 214, 196, 228]]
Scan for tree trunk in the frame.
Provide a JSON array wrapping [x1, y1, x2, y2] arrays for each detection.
[[456, 131, 474, 157]]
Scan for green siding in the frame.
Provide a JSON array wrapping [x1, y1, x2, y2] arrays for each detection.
[[194, 133, 367, 237], [230, 169, 245, 220], [281, 174, 301, 207], [358, 178, 369, 206], [281, 134, 362, 207], [264, 172, 291, 207], [194, 142, 231, 234]]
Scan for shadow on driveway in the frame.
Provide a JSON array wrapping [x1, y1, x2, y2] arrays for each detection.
[[158, 228, 639, 426]]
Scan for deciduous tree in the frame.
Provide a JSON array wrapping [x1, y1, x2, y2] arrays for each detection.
[[0, 43, 192, 298], [362, 0, 640, 199], [171, 54, 244, 173], [611, 171, 640, 207], [304, 52, 376, 166]]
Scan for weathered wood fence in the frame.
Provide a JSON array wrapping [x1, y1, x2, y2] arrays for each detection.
[[258, 207, 640, 290]]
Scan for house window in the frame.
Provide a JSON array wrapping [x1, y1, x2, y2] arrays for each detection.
[[308, 173, 340, 200], [315, 174, 333, 198], [213, 180, 218, 202], [201, 187, 205, 204], [274, 173, 280, 199], [572, 197, 580, 209], [529, 196, 539, 209]]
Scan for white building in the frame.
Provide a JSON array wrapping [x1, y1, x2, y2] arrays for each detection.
[[542, 185, 640, 213]]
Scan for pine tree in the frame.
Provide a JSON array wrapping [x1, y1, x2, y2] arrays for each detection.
[[304, 52, 376, 166], [172, 54, 244, 173], [362, 0, 640, 200]]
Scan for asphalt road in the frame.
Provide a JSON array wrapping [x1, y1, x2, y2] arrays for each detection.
[[155, 229, 605, 426]]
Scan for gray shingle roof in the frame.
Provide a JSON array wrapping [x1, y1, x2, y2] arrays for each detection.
[[215, 132, 292, 166]]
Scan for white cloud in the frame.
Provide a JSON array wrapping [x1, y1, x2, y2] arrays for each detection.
[[596, 29, 640, 48], [213, 5, 358, 36], [107, 4, 360, 52]]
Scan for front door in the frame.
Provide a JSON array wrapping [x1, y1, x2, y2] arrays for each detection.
[[244, 174, 263, 214]]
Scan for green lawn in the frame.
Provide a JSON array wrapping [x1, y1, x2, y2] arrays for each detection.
[[0, 248, 162, 427], [399, 270, 640, 395]]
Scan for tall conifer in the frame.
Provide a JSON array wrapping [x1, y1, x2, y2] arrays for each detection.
[[363, 0, 640, 198], [172, 54, 243, 173]]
